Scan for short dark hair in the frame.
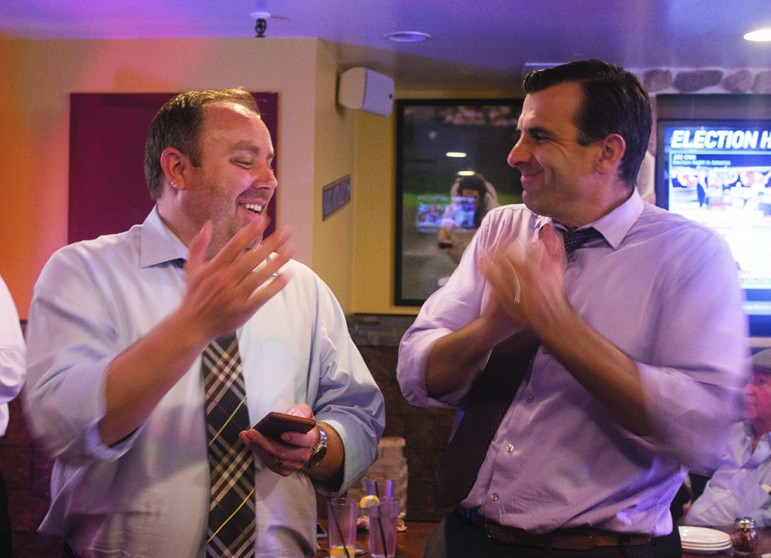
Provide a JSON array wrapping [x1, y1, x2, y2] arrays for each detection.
[[457, 174, 487, 198], [522, 59, 652, 187], [144, 88, 260, 200], [457, 173, 489, 227]]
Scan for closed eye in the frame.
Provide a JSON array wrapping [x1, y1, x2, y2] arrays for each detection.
[[532, 132, 551, 143]]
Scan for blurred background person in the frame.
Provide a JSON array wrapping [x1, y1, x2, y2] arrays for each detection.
[[0, 274, 26, 557], [437, 172, 499, 264], [684, 349, 771, 528]]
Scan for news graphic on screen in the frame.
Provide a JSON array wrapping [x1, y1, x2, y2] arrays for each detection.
[[657, 120, 771, 336], [415, 195, 477, 232]]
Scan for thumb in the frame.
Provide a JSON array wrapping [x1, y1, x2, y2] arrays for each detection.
[[285, 403, 313, 419], [539, 223, 565, 260]]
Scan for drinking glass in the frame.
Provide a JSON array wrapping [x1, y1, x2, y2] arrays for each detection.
[[368, 497, 399, 558], [366, 478, 395, 499], [327, 497, 358, 557]]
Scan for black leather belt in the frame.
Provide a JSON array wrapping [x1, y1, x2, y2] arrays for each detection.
[[456, 508, 652, 550]]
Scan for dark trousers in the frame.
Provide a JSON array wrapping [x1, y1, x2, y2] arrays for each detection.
[[423, 510, 682, 558], [0, 471, 12, 558]]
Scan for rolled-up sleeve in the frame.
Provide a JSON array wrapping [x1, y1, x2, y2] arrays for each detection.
[[635, 229, 749, 473], [309, 281, 386, 494], [24, 248, 145, 464]]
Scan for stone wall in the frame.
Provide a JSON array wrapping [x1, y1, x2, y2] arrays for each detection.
[[347, 314, 456, 521], [633, 67, 771, 95]]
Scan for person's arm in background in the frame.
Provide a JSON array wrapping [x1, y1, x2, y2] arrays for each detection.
[[0, 276, 25, 434]]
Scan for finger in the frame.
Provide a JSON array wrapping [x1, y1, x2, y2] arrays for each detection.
[[210, 219, 265, 268], [484, 245, 519, 290], [185, 221, 212, 271], [235, 226, 295, 281], [284, 403, 314, 419], [540, 223, 565, 260], [238, 245, 296, 302]]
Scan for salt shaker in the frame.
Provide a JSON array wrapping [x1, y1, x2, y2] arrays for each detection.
[[732, 516, 758, 554]]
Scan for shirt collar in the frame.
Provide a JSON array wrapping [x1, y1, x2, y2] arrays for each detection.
[[139, 206, 189, 268], [536, 188, 645, 250]]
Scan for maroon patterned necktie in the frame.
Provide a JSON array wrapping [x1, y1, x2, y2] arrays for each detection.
[[202, 332, 256, 557], [433, 227, 602, 507]]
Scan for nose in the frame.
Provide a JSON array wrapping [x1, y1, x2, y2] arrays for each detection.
[[255, 162, 278, 190], [507, 136, 528, 169], [744, 382, 756, 397]]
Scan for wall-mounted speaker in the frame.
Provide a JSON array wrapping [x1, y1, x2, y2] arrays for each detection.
[[338, 67, 395, 117]]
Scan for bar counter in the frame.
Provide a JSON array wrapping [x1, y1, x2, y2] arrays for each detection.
[[315, 521, 435, 557], [315, 521, 771, 557]]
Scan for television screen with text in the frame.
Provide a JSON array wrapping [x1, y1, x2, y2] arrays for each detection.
[[656, 120, 771, 337]]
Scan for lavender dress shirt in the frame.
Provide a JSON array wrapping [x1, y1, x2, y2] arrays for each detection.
[[398, 190, 749, 536]]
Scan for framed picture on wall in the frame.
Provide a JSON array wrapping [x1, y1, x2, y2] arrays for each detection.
[[394, 98, 524, 306]]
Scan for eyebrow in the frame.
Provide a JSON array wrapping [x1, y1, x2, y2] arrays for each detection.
[[231, 141, 259, 154], [518, 125, 551, 137], [230, 141, 274, 159]]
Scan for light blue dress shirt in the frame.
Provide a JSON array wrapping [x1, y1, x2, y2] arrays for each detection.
[[686, 421, 771, 528], [24, 207, 385, 557], [398, 190, 749, 536]]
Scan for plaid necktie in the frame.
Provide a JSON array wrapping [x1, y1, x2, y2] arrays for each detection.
[[433, 227, 602, 507], [202, 332, 256, 557]]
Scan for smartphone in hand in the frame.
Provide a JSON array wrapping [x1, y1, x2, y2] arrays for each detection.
[[254, 411, 316, 439]]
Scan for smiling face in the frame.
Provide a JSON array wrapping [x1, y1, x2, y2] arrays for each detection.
[[166, 101, 277, 256], [507, 82, 607, 227]]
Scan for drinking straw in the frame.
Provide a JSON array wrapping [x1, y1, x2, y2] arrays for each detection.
[[329, 501, 352, 558], [373, 483, 388, 555]]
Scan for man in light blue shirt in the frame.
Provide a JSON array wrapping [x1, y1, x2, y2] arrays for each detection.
[[685, 349, 771, 528], [24, 88, 385, 557]]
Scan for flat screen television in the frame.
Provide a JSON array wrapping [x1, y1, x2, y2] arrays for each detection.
[[655, 118, 771, 338]]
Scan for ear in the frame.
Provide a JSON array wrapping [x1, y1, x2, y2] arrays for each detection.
[[595, 133, 626, 175], [159, 147, 187, 192]]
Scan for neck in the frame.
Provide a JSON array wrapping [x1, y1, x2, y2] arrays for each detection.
[[558, 184, 633, 229]]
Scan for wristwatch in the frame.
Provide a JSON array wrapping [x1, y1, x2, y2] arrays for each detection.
[[306, 425, 328, 469]]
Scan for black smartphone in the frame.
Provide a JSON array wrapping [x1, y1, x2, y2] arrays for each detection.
[[254, 411, 316, 438]]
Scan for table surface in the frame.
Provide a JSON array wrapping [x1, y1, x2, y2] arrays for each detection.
[[314, 521, 435, 558], [681, 524, 769, 558], [315, 521, 771, 557]]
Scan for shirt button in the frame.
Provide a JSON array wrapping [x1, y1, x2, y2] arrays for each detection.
[[568, 254, 577, 263], [491, 493, 499, 502], [541, 347, 549, 355], [526, 394, 534, 403], [506, 443, 515, 453]]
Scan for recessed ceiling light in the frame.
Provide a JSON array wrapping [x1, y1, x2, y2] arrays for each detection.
[[384, 31, 431, 43], [446, 152, 467, 158], [744, 28, 771, 42]]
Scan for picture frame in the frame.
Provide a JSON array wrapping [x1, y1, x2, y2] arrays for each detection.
[[394, 98, 524, 306]]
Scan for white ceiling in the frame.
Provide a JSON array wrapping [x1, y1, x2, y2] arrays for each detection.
[[1, 0, 769, 90]]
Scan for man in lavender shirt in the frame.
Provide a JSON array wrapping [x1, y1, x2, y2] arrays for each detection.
[[397, 60, 749, 557]]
